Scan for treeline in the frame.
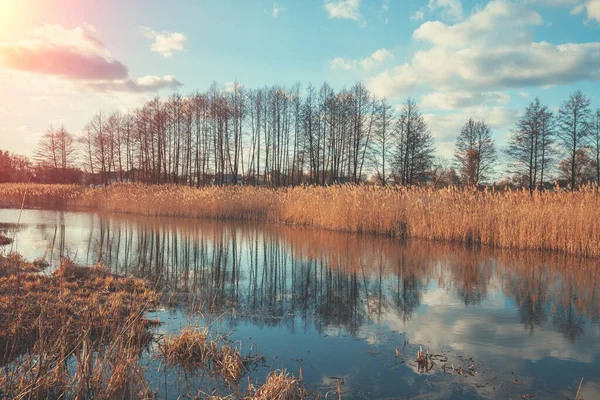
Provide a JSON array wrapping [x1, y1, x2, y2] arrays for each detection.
[[0, 149, 82, 184], [2, 83, 600, 189], [76, 82, 437, 187]]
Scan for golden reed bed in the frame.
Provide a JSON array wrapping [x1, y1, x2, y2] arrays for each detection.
[[1, 182, 599, 257]]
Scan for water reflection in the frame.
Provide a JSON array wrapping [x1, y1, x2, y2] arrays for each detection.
[[1, 208, 599, 399], [3, 210, 600, 339]]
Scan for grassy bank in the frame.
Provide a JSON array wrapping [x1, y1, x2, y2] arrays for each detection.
[[1, 182, 600, 257]]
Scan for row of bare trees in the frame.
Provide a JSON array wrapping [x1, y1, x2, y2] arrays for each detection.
[[4, 84, 599, 189], [504, 91, 600, 191], [70, 82, 438, 187], [450, 90, 600, 191]]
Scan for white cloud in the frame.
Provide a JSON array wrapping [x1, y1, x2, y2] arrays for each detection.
[[368, 0, 600, 99], [330, 48, 394, 71], [572, 0, 600, 23], [324, 0, 363, 23], [0, 24, 125, 80], [380, 0, 391, 23], [411, 11, 425, 22], [330, 57, 355, 70], [0, 24, 121, 79], [413, 2, 543, 48], [428, 0, 463, 20], [529, 0, 599, 23], [538, 0, 580, 5], [518, 91, 530, 98], [223, 81, 243, 93], [360, 49, 394, 70], [269, 3, 286, 17], [82, 23, 97, 33], [85, 75, 182, 93], [0, 24, 183, 93], [421, 91, 510, 110], [367, 64, 420, 96], [140, 26, 187, 58], [423, 105, 521, 158], [381, 0, 390, 12]]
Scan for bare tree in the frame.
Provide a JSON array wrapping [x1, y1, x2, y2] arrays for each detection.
[[589, 108, 600, 186], [558, 150, 595, 186], [557, 90, 592, 190], [505, 98, 555, 193], [35, 125, 59, 170], [455, 118, 496, 186], [373, 98, 394, 185], [393, 98, 435, 186], [35, 125, 77, 182]]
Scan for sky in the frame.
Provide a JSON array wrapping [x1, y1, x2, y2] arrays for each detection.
[[0, 0, 599, 160]]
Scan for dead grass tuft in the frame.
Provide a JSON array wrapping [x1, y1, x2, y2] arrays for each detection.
[[195, 369, 307, 400], [161, 327, 210, 368], [252, 369, 307, 400], [160, 327, 246, 381]]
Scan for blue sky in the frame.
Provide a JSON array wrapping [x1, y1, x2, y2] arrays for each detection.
[[0, 0, 599, 160]]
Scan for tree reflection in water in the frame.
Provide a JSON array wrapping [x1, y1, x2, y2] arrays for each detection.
[[39, 212, 600, 343]]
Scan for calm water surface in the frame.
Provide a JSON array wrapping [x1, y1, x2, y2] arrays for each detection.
[[1, 208, 599, 399]]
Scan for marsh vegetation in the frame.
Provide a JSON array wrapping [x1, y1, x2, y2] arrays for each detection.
[[2, 183, 600, 256]]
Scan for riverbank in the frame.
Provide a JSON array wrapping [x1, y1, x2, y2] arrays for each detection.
[[1, 182, 599, 257]]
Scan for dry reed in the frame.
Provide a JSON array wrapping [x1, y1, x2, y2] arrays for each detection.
[[252, 369, 307, 400], [198, 369, 307, 400], [194, 370, 308, 400], [2, 182, 600, 256], [161, 327, 210, 367], [160, 327, 246, 381], [0, 183, 84, 208], [0, 254, 160, 399]]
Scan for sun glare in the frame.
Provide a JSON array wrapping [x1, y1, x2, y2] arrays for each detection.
[[0, 0, 26, 38]]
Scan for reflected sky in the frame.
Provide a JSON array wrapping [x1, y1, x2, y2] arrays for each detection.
[[1, 208, 599, 399]]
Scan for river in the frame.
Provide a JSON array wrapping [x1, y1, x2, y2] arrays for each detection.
[[1, 208, 599, 399]]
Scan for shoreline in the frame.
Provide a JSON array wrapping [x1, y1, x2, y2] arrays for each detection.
[[1, 182, 600, 257]]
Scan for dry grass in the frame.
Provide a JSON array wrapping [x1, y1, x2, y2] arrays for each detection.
[[2, 182, 600, 256], [160, 327, 246, 381], [0, 254, 160, 399], [197, 369, 307, 400], [0, 183, 84, 208], [252, 369, 307, 400], [161, 327, 210, 368]]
